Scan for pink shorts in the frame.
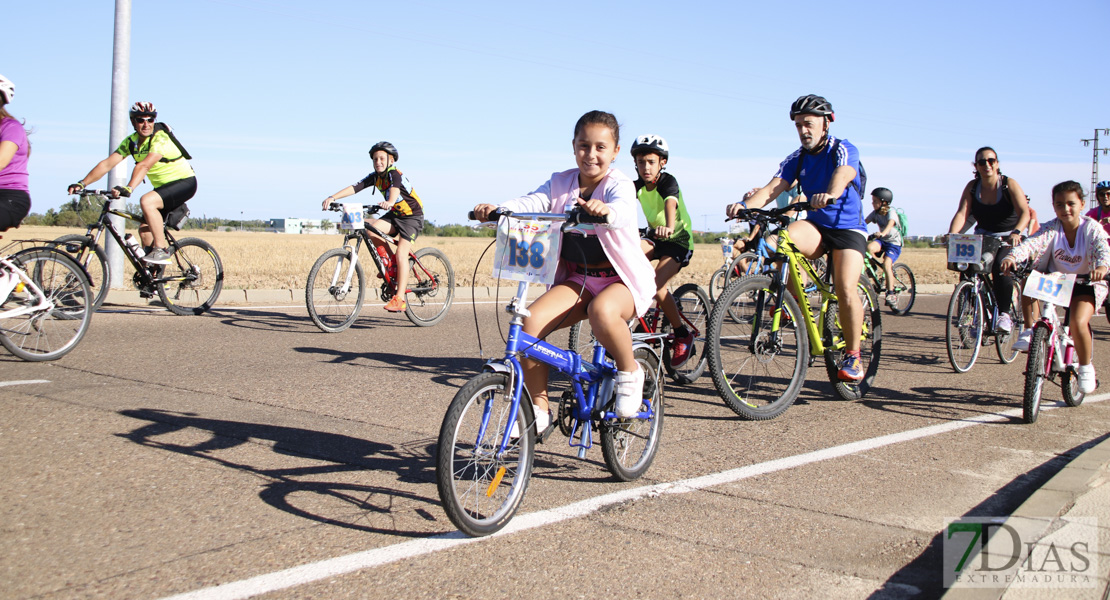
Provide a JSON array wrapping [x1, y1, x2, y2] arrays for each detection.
[[564, 269, 624, 299]]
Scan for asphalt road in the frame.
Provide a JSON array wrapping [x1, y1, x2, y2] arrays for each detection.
[[2, 293, 1109, 600]]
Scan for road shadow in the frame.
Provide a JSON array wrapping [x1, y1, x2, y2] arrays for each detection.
[[869, 432, 1110, 599], [116, 408, 442, 537], [292, 347, 482, 387], [860, 384, 1032, 424], [215, 307, 407, 334]]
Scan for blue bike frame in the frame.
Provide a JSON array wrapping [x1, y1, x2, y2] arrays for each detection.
[[485, 280, 654, 459]]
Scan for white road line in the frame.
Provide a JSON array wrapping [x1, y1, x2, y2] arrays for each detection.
[[156, 393, 1110, 600], [0, 379, 50, 387]]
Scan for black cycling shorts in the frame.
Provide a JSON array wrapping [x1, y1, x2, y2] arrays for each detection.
[[812, 223, 868, 257], [154, 176, 197, 216], [0, 189, 31, 232], [650, 239, 693, 268], [371, 212, 424, 243]]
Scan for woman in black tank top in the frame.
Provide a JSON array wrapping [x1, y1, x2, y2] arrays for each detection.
[[945, 147, 1031, 321]]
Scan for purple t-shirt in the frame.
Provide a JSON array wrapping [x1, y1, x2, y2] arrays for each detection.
[[0, 117, 29, 191]]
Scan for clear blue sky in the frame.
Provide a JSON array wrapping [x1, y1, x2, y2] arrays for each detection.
[[7, 0, 1109, 235]]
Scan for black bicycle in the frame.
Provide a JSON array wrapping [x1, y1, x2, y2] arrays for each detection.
[[944, 234, 1023, 373], [53, 189, 223, 315]]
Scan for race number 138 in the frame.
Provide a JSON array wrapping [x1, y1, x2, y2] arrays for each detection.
[[507, 239, 546, 269]]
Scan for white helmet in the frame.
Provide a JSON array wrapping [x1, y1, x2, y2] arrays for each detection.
[[0, 74, 13, 104], [630, 134, 669, 160]]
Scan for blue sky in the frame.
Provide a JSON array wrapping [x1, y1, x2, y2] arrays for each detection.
[[7, 0, 1109, 235]]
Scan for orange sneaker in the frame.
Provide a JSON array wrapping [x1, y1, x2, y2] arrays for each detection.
[[383, 296, 407, 312]]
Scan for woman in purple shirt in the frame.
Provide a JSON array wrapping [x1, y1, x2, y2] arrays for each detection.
[[0, 74, 30, 231]]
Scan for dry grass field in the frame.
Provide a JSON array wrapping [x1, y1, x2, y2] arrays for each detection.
[[5, 226, 956, 290]]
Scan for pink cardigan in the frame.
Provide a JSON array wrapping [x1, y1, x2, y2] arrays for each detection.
[[500, 168, 657, 316]]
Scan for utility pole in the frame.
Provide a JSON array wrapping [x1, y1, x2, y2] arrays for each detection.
[[105, 0, 131, 286], [1081, 128, 1110, 209], [701, 214, 711, 233]]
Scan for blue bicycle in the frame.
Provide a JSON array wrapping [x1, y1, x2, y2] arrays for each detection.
[[436, 208, 665, 537], [709, 224, 826, 302]]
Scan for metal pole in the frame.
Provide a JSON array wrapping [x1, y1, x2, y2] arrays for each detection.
[[1081, 128, 1110, 210], [105, 0, 131, 287]]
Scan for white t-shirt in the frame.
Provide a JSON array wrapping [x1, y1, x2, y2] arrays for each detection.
[[1047, 226, 1089, 274]]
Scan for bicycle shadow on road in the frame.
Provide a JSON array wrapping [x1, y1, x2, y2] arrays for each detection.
[[116, 407, 445, 537], [214, 308, 402, 334], [292, 347, 481, 387], [859, 385, 1027, 423], [871, 432, 1110, 599]]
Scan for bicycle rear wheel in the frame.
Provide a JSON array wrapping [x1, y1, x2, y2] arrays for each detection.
[[600, 346, 664, 481], [52, 234, 109, 311], [1023, 326, 1050, 424], [822, 280, 882, 401], [306, 248, 366, 332], [436, 372, 535, 537], [0, 249, 92, 361], [946, 280, 984, 373], [707, 275, 808, 420], [889, 263, 916, 316], [663, 283, 710, 384], [157, 238, 223, 315], [404, 247, 454, 327]]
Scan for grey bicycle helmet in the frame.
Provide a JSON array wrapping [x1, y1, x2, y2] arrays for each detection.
[[871, 187, 893, 203], [0, 74, 13, 104], [789, 94, 835, 122], [630, 134, 669, 160], [369, 141, 399, 161]]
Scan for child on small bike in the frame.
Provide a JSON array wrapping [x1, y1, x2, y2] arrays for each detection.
[[629, 134, 697, 367], [1001, 180, 1110, 394], [471, 110, 656, 432], [321, 141, 425, 313], [864, 187, 903, 307]]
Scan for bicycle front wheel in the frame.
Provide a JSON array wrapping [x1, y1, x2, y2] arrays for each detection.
[[157, 238, 223, 316], [0, 249, 92, 361], [1023, 326, 1050, 424], [436, 372, 535, 537], [53, 234, 109, 311], [709, 267, 728, 303], [306, 248, 366, 333], [664, 283, 710, 384], [946, 280, 983, 373], [723, 252, 763, 288], [707, 275, 808, 420], [822, 280, 882, 401], [601, 346, 664, 481], [404, 247, 454, 327], [889, 263, 916, 316]]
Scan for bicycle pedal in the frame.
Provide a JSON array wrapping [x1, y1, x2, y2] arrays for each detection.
[[536, 423, 556, 444]]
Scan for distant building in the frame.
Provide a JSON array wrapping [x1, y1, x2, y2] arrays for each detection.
[[268, 218, 337, 234]]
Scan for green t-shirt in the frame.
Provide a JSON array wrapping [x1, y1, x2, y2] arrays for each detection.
[[634, 172, 693, 250], [115, 130, 195, 188]]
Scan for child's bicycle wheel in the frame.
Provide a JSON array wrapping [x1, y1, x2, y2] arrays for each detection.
[[1022, 326, 1051, 424], [889, 263, 916, 316], [403, 247, 455, 327], [663, 283, 711, 384], [436, 371, 535, 537], [600, 346, 665, 481], [306, 248, 366, 333], [822, 280, 882, 401], [707, 275, 809, 420], [708, 266, 728, 303]]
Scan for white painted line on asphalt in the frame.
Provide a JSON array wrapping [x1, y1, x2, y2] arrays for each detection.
[[0, 379, 50, 387], [155, 392, 1110, 600]]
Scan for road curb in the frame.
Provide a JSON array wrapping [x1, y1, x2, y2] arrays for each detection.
[[941, 435, 1110, 599]]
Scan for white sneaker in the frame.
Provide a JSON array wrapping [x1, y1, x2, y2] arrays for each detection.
[[509, 404, 550, 439], [996, 312, 1013, 333], [1012, 328, 1033, 352], [1078, 365, 1097, 394], [614, 366, 645, 418]]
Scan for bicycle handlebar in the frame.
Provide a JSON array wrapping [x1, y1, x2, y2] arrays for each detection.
[[468, 207, 611, 226], [326, 202, 383, 215], [727, 201, 812, 224]]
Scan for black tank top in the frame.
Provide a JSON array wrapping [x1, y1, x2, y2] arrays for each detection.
[[969, 176, 1019, 233]]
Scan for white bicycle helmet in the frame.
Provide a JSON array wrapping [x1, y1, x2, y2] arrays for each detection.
[[0, 74, 14, 104], [630, 134, 669, 160], [129, 101, 157, 118]]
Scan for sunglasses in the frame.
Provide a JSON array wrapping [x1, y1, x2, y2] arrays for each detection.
[[133, 116, 155, 123], [975, 157, 998, 167]]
